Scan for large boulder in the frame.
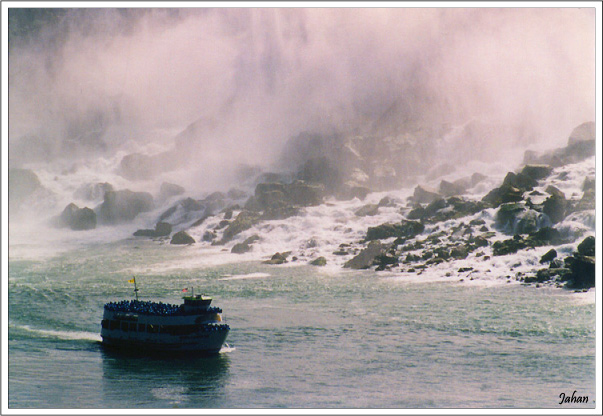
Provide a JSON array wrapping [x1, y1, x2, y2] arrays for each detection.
[[520, 165, 553, 181], [57, 203, 96, 230], [542, 188, 567, 224], [568, 121, 595, 146], [521, 122, 595, 168], [577, 236, 595, 257], [412, 185, 441, 204], [439, 179, 468, 197], [344, 241, 385, 269], [482, 183, 524, 208], [231, 235, 260, 254], [502, 171, 538, 192], [563, 254, 595, 289], [97, 189, 154, 225], [170, 231, 195, 245], [158, 182, 185, 201], [118, 153, 156, 181]]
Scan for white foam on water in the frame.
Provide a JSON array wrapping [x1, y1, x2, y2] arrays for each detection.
[[219, 272, 271, 281], [16, 324, 102, 342], [220, 343, 236, 353]]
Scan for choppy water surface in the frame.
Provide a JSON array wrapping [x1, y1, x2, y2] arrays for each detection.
[[8, 240, 595, 409]]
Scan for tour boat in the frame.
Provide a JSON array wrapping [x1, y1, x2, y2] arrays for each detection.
[[100, 282, 230, 354]]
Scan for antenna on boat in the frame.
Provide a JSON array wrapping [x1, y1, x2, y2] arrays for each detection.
[[129, 277, 139, 300]]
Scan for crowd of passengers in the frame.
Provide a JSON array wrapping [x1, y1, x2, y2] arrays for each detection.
[[104, 299, 222, 315]]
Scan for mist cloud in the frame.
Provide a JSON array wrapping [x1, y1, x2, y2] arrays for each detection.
[[9, 7, 596, 181]]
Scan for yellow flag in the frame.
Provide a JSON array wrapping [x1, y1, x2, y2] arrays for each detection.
[[128, 278, 136, 283]]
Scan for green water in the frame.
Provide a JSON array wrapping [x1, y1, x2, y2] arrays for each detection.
[[7, 239, 596, 409]]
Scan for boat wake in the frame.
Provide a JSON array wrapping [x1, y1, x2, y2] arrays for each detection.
[[15, 324, 102, 342], [220, 343, 236, 354]]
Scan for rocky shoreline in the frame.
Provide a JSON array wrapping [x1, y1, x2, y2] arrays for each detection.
[[10, 122, 595, 291]]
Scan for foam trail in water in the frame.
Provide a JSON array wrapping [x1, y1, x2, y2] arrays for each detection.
[[16, 325, 102, 342], [219, 273, 271, 281]]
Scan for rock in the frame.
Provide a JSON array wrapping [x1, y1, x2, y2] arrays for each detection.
[[582, 177, 595, 192], [450, 245, 469, 259], [564, 254, 595, 289], [515, 209, 548, 235], [154, 222, 172, 237], [470, 235, 489, 248], [170, 231, 195, 245], [263, 252, 290, 265], [527, 227, 564, 246], [502, 171, 538, 192], [158, 182, 185, 201], [336, 185, 372, 201], [344, 241, 384, 269], [296, 156, 342, 193], [439, 179, 466, 197], [355, 204, 379, 217], [97, 189, 154, 225], [568, 121, 595, 146], [310, 256, 327, 266], [577, 236, 595, 257], [231, 242, 252, 254], [202, 231, 216, 242], [407, 206, 426, 220], [253, 180, 324, 219], [542, 192, 567, 224], [206, 191, 226, 201], [286, 180, 325, 206], [133, 229, 157, 237], [232, 234, 261, 252], [58, 203, 97, 230], [412, 185, 441, 204], [424, 198, 447, 217], [219, 210, 261, 243], [374, 254, 399, 271], [540, 249, 557, 264], [471, 172, 487, 186], [482, 183, 524, 208], [520, 165, 553, 181], [495, 203, 525, 232], [8, 168, 42, 209], [365, 220, 425, 241], [492, 236, 528, 256], [133, 222, 172, 238], [118, 153, 156, 181], [574, 188, 595, 212], [378, 196, 396, 207], [520, 122, 595, 168], [545, 185, 565, 199]]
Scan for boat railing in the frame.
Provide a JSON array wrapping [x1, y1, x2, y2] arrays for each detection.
[[104, 300, 222, 316]]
